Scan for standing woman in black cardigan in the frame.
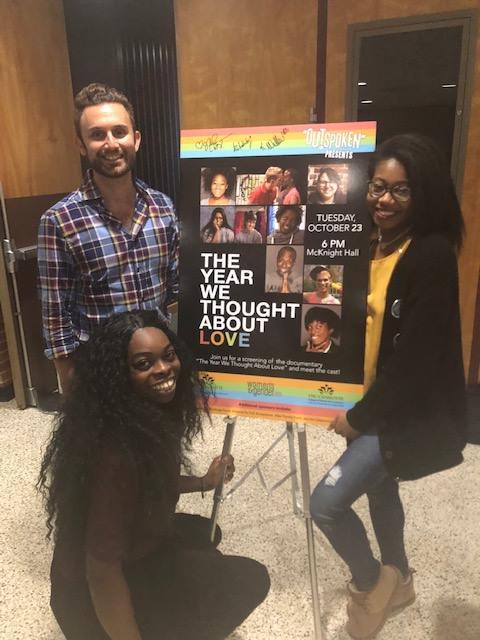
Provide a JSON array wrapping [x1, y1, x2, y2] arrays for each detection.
[[310, 134, 466, 640]]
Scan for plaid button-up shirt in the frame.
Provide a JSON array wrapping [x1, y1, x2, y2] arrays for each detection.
[[38, 170, 179, 359]]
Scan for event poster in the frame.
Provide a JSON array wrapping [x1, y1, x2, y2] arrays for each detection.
[[178, 122, 376, 425]]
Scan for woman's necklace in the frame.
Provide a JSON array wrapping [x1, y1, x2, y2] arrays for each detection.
[[377, 226, 412, 256]]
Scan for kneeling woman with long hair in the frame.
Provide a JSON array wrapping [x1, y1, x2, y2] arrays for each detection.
[[38, 311, 269, 640]]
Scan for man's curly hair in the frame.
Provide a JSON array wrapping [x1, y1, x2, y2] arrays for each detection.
[[74, 82, 136, 138]]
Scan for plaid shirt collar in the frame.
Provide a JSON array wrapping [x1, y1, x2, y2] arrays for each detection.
[[79, 168, 152, 204], [78, 169, 153, 228]]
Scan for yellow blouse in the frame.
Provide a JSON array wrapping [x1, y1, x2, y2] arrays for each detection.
[[363, 239, 411, 392]]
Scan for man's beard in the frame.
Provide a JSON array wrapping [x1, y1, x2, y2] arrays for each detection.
[[89, 149, 136, 179]]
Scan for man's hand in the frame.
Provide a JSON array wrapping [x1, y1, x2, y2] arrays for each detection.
[[202, 454, 235, 490], [328, 412, 361, 440]]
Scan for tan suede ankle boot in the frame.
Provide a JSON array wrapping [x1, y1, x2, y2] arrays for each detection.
[[389, 569, 416, 615], [346, 564, 400, 640]]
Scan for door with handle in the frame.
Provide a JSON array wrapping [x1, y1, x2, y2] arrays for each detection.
[[0, 184, 65, 408]]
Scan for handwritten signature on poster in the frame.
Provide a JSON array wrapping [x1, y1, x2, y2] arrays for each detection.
[[258, 128, 288, 152], [193, 128, 289, 155], [194, 134, 232, 153]]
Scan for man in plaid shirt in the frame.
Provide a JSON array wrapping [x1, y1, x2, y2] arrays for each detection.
[[37, 83, 179, 391]]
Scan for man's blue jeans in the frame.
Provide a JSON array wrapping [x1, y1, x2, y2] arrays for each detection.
[[310, 434, 409, 591]]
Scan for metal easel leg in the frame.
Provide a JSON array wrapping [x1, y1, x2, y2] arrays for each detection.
[[209, 415, 236, 542], [286, 421, 300, 515], [296, 423, 323, 640], [222, 427, 291, 499]]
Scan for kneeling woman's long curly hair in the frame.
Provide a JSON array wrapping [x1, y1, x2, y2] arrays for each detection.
[[38, 310, 209, 545]]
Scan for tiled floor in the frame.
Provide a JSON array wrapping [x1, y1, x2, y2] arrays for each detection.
[[1, 401, 479, 639]]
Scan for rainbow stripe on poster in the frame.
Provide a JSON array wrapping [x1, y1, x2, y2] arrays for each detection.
[[199, 372, 363, 426], [180, 122, 376, 159]]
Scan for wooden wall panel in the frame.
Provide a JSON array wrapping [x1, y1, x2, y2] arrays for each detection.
[[0, 0, 81, 198], [0, 0, 81, 406], [326, 0, 480, 377], [175, 0, 318, 128]]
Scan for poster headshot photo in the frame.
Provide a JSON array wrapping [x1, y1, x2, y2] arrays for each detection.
[[200, 166, 236, 206], [233, 207, 266, 244], [266, 205, 306, 245], [265, 245, 304, 294], [301, 305, 341, 354], [236, 167, 283, 205], [199, 206, 235, 244], [275, 167, 303, 205], [303, 264, 343, 305], [307, 164, 349, 205]]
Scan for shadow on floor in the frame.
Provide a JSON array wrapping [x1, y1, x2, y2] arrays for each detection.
[[467, 386, 480, 445], [433, 600, 480, 640]]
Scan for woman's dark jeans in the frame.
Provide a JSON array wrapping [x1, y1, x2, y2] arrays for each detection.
[[310, 434, 409, 591]]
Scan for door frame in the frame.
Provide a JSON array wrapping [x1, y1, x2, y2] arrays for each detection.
[[0, 184, 28, 408], [345, 10, 478, 197]]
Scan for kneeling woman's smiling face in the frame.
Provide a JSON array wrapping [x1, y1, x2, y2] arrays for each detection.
[[128, 327, 181, 403]]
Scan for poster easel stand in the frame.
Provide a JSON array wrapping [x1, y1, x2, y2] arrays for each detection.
[[296, 423, 323, 640], [210, 418, 323, 640], [210, 415, 237, 541]]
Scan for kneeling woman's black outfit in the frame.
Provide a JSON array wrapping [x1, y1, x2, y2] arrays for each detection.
[[50, 447, 269, 640]]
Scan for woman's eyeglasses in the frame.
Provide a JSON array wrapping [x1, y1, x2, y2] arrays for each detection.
[[367, 180, 411, 203]]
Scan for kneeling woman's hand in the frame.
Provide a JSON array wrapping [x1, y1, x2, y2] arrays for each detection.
[[203, 454, 235, 490]]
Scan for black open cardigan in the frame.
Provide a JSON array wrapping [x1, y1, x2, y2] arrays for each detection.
[[347, 233, 467, 480]]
